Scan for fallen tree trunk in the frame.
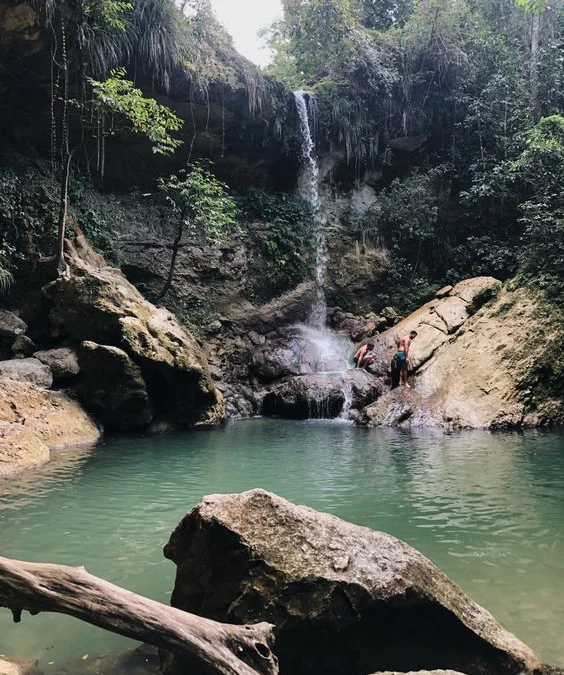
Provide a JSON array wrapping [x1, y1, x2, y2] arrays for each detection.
[[0, 556, 278, 675]]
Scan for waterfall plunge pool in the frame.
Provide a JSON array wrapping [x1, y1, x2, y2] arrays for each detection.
[[1, 419, 563, 672]]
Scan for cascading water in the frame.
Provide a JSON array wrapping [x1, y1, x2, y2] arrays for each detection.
[[291, 92, 357, 420], [294, 91, 326, 328]]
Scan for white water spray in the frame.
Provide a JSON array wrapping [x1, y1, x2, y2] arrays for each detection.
[[294, 91, 326, 328]]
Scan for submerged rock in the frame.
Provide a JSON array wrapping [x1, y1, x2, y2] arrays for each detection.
[[0, 656, 43, 675], [164, 489, 540, 675]]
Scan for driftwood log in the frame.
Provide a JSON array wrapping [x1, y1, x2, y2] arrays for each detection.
[[0, 556, 278, 675]]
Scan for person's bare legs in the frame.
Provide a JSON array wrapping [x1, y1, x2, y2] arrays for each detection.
[[401, 365, 411, 387]]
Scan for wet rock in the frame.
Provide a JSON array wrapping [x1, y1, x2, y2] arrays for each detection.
[[0, 357, 53, 388], [34, 347, 80, 381], [0, 309, 27, 338], [11, 334, 35, 357], [78, 341, 153, 432], [0, 428, 50, 478], [164, 489, 540, 675], [0, 656, 43, 675], [262, 370, 383, 419], [248, 330, 265, 346], [262, 374, 347, 418]]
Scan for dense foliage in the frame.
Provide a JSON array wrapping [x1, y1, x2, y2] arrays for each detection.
[[241, 189, 314, 301], [266, 0, 564, 306]]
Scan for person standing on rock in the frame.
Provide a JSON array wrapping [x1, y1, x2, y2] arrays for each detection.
[[353, 342, 375, 370], [391, 330, 417, 388]]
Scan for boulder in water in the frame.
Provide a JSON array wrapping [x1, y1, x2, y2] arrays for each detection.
[[164, 489, 540, 675], [262, 368, 384, 420], [78, 341, 154, 432]]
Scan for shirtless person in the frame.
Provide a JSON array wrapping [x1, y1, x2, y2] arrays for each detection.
[[353, 342, 375, 370], [392, 330, 417, 388]]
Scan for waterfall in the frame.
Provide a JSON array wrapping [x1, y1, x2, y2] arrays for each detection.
[[294, 91, 326, 329]]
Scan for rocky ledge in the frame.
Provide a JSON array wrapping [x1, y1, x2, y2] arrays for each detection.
[[164, 489, 545, 675], [0, 377, 100, 478], [358, 279, 563, 429]]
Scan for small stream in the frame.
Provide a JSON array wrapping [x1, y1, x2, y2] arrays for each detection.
[[1, 421, 563, 672]]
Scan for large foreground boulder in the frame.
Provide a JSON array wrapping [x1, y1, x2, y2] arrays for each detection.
[[44, 233, 224, 428], [164, 489, 540, 675]]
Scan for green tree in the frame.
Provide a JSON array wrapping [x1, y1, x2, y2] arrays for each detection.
[[156, 165, 238, 299], [511, 115, 564, 298]]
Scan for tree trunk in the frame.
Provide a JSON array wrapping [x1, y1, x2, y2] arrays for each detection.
[[157, 219, 184, 300], [0, 556, 278, 675], [55, 147, 76, 274], [530, 10, 540, 120]]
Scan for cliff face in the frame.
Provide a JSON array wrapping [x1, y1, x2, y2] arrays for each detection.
[[0, 0, 298, 191]]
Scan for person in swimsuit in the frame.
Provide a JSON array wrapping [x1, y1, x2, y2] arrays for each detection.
[[353, 342, 375, 370], [391, 330, 417, 388]]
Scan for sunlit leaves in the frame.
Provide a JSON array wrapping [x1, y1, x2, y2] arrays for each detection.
[[89, 69, 183, 154], [159, 165, 237, 244]]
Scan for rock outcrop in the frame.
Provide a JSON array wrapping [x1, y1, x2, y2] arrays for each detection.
[[43, 233, 225, 430], [0, 378, 100, 477], [164, 489, 540, 675], [359, 281, 563, 428], [0, 357, 53, 388]]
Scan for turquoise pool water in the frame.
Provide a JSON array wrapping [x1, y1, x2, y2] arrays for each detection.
[[0, 419, 563, 670]]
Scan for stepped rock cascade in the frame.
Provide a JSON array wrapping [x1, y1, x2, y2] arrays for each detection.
[[294, 91, 326, 329]]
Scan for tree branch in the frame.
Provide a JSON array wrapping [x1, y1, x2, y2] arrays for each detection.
[[0, 556, 278, 675]]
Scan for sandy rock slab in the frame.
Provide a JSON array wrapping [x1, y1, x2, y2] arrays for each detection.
[[0, 377, 100, 477], [164, 489, 540, 675]]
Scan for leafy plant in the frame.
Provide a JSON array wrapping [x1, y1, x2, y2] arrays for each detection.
[[241, 188, 314, 301], [156, 164, 238, 299], [89, 68, 184, 155]]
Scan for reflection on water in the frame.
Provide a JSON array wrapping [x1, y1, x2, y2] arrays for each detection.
[[0, 420, 563, 671]]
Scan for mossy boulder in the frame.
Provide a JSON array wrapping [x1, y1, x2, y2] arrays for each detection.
[[46, 238, 224, 428]]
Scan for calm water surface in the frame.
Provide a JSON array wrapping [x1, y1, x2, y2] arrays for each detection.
[[0, 419, 563, 670]]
